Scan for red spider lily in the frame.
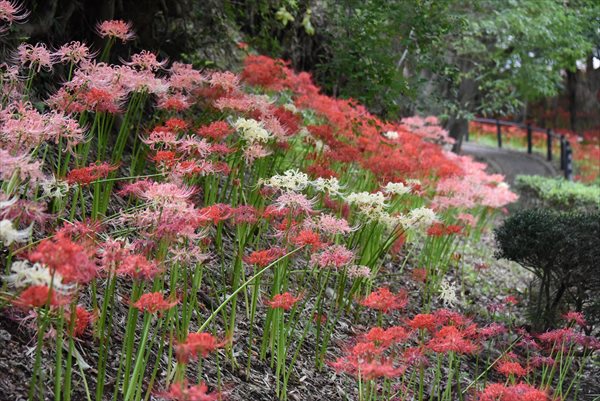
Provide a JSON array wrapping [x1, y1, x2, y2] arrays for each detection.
[[244, 247, 285, 267], [310, 244, 354, 269], [362, 326, 410, 348], [28, 232, 97, 284], [68, 305, 95, 337], [66, 162, 118, 185], [477, 383, 553, 401], [80, 87, 122, 113], [0, 198, 51, 228], [312, 214, 352, 236], [151, 150, 179, 167], [158, 380, 220, 401], [530, 356, 556, 368], [17, 43, 53, 72], [350, 341, 386, 358], [164, 118, 188, 131], [402, 346, 429, 367], [478, 323, 507, 339], [196, 121, 233, 141], [410, 268, 427, 283], [0, 0, 29, 24], [176, 332, 228, 363], [267, 292, 302, 310], [209, 71, 240, 92], [241, 55, 291, 90], [54, 41, 95, 65], [505, 295, 519, 306], [232, 205, 259, 225], [272, 106, 300, 135], [13, 285, 69, 309], [427, 223, 463, 237], [56, 220, 103, 251], [407, 313, 436, 332], [358, 360, 406, 380], [427, 325, 479, 354], [157, 92, 191, 111], [360, 287, 408, 314], [96, 20, 135, 42], [331, 355, 405, 380], [123, 50, 167, 71], [132, 292, 178, 314], [197, 204, 233, 225], [306, 161, 338, 179], [496, 359, 528, 378], [537, 327, 588, 350], [433, 309, 471, 327], [262, 204, 291, 220], [291, 229, 322, 250], [563, 311, 587, 328], [116, 254, 162, 280]]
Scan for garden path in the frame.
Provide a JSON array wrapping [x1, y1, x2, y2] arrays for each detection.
[[462, 142, 559, 184]]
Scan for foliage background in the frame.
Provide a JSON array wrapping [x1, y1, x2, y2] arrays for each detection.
[[14, 0, 600, 145]]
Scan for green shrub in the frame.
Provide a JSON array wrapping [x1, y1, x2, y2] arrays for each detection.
[[515, 175, 600, 212], [495, 208, 600, 331]]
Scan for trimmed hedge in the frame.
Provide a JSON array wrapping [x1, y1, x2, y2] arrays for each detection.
[[515, 175, 600, 212], [495, 208, 600, 331]]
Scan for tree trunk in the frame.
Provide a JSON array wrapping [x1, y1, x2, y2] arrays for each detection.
[[566, 70, 578, 133], [447, 77, 477, 153]]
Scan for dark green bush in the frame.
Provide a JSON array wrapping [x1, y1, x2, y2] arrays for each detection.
[[495, 209, 600, 331]]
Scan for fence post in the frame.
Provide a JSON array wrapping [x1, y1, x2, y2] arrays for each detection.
[[546, 129, 552, 161], [560, 135, 566, 170], [527, 123, 533, 154], [565, 141, 573, 180], [496, 120, 502, 148]]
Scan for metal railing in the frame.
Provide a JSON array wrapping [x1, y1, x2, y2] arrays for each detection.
[[466, 117, 573, 180]]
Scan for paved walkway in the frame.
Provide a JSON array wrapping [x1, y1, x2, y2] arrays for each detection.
[[461, 142, 559, 184]]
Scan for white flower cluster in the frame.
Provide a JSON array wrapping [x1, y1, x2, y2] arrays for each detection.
[[383, 181, 411, 196], [376, 212, 407, 231], [345, 191, 387, 220], [5, 260, 73, 293], [0, 219, 32, 246], [263, 169, 311, 192], [233, 117, 272, 143], [312, 177, 342, 195], [405, 207, 438, 229], [439, 279, 459, 307], [283, 103, 298, 113], [42, 176, 71, 199], [382, 131, 399, 140]]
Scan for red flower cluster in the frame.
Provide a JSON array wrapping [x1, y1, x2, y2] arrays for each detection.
[[28, 232, 97, 284], [478, 383, 553, 401], [267, 292, 302, 310], [196, 121, 233, 141], [427, 325, 479, 355], [67, 162, 118, 185], [426, 223, 463, 237], [176, 332, 228, 363], [158, 380, 220, 401], [360, 287, 408, 314], [13, 285, 69, 309], [132, 292, 178, 314], [116, 254, 161, 280], [244, 247, 286, 267]]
